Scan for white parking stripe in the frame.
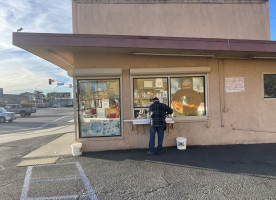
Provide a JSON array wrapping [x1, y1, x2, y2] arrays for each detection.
[[30, 177, 82, 183], [27, 194, 91, 200], [38, 124, 48, 128], [20, 166, 33, 200], [76, 162, 98, 200], [20, 162, 98, 200]]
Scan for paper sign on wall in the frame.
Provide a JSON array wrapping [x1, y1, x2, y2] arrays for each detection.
[[225, 77, 245, 93]]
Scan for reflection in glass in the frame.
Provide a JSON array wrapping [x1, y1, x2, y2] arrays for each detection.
[[133, 77, 168, 108], [171, 77, 206, 117], [134, 109, 150, 119], [77, 79, 121, 137], [264, 74, 276, 98]]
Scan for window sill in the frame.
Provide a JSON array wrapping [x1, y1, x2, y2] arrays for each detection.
[[124, 118, 174, 124], [173, 116, 209, 122], [77, 135, 124, 141]]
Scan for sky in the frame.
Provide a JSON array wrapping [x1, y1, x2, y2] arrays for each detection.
[[0, 0, 275, 95], [0, 0, 72, 95]]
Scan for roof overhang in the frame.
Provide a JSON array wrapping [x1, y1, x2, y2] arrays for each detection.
[[13, 32, 276, 71]]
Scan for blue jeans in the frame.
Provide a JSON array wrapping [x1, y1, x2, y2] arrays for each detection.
[[149, 126, 165, 153]]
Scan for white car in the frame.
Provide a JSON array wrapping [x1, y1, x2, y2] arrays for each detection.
[[53, 104, 61, 108], [0, 107, 16, 123]]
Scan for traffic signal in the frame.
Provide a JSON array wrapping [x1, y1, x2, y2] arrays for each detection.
[[49, 79, 55, 85]]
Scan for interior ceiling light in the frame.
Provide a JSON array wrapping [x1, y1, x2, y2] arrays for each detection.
[[132, 52, 215, 58], [48, 50, 73, 68]]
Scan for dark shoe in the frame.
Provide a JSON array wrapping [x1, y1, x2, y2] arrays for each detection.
[[147, 151, 155, 155], [157, 149, 167, 155]]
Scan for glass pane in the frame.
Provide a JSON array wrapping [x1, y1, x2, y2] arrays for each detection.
[[77, 79, 121, 137], [133, 78, 168, 109], [264, 74, 276, 98], [134, 109, 150, 119], [171, 76, 206, 117]]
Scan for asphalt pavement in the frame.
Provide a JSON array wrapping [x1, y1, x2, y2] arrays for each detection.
[[1, 131, 276, 200], [0, 107, 74, 134]]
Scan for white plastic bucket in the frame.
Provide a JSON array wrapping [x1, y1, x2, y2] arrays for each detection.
[[176, 137, 187, 150], [71, 143, 82, 156]]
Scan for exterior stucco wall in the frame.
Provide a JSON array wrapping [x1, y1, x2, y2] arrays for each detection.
[[73, 54, 276, 152], [72, 1, 270, 40]]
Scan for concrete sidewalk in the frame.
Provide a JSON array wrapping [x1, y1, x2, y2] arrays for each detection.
[[0, 124, 75, 145], [22, 125, 75, 158]]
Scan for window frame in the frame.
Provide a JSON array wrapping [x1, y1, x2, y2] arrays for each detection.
[[263, 73, 276, 99], [131, 74, 209, 120], [76, 77, 122, 138], [170, 75, 207, 117]]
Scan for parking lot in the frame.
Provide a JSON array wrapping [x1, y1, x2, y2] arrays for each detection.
[[15, 144, 276, 200]]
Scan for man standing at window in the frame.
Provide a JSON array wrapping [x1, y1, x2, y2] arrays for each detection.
[[148, 97, 173, 155]]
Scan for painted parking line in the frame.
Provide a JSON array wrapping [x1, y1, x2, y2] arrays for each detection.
[[68, 119, 74, 123], [51, 114, 74, 122], [20, 162, 98, 200]]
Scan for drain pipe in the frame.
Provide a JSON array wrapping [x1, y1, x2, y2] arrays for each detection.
[[218, 59, 225, 127]]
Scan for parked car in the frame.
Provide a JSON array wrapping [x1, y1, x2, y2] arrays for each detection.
[[0, 107, 16, 123], [5, 104, 36, 117], [53, 104, 61, 108]]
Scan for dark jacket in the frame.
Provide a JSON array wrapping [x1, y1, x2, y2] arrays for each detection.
[[149, 101, 173, 127]]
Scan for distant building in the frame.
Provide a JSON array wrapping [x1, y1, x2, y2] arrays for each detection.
[[20, 92, 34, 102], [2, 94, 22, 104], [0, 88, 3, 98], [2, 92, 35, 106], [57, 92, 71, 99]]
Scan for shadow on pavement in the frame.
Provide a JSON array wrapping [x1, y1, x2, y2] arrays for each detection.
[[82, 143, 276, 178]]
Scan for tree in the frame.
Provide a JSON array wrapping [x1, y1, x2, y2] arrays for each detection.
[[45, 92, 59, 100], [21, 100, 32, 107], [34, 90, 44, 101]]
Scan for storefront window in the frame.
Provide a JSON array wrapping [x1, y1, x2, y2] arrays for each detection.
[[133, 78, 168, 119], [264, 74, 276, 98], [77, 79, 121, 137], [171, 76, 206, 117]]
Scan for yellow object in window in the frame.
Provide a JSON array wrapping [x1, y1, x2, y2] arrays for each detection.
[[172, 89, 201, 114], [105, 108, 120, 118]]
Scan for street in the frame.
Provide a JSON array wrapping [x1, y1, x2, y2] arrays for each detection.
[[0, 107, 74, 135]]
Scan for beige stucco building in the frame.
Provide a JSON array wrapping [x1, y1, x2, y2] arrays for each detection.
[[13, 0, 276, 152]]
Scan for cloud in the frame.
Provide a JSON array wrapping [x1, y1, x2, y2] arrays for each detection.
[[0, 51, 72, 93], [0, 0, 72, 94], [0, 0, 71, 50]]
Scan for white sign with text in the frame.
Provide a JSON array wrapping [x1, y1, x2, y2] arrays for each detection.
[[225, 77, 245, 93]]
